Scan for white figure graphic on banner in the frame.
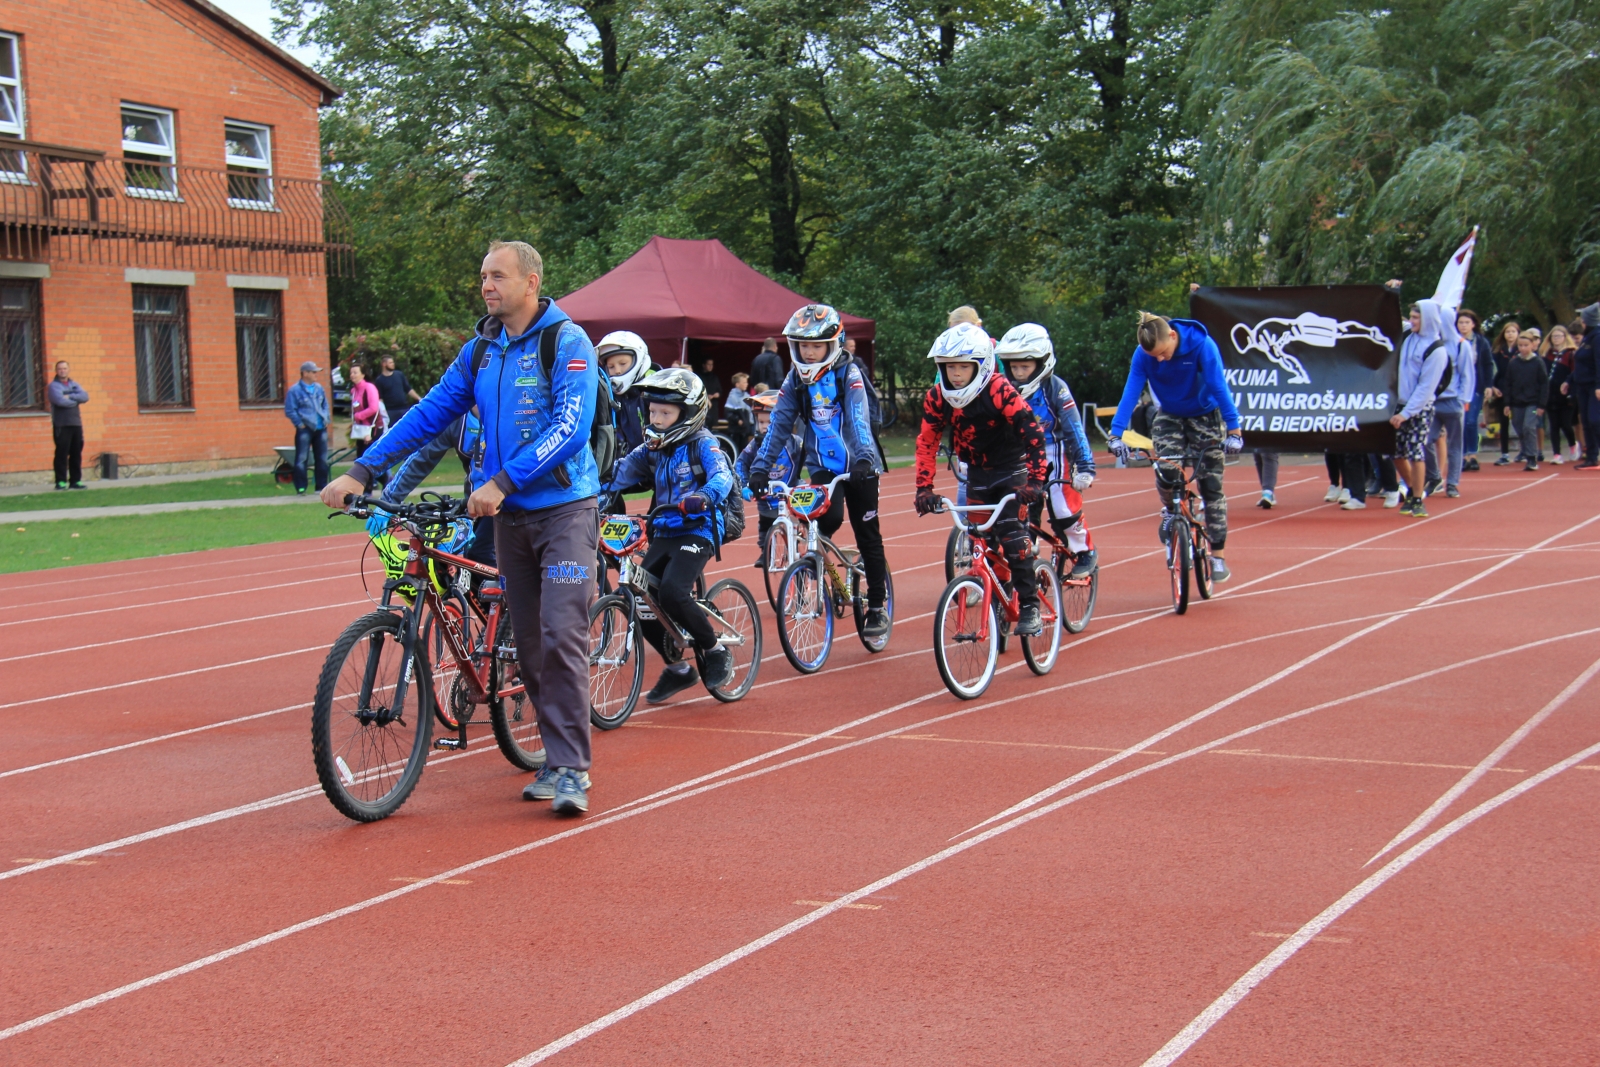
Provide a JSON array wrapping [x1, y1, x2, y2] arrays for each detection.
[[1230, 312, 1394, 385]]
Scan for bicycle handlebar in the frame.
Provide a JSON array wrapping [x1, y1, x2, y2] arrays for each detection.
[[762, 472, 848, 501], [936, 493, 1017, 532], [343, 492, 467, 526]]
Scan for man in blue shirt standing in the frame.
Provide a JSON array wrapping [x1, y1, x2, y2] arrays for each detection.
[[284, 360, 331, 494], [322, 240, 601, 815], [1108, 312, 1244, 581]]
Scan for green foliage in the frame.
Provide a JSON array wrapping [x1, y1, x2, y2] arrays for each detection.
[[337, 324, 473, 391]]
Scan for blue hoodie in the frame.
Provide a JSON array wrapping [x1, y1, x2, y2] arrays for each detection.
[[754, 359, 880, 478], [605, 430, 734, 541], [351, 300, 600, 512], [1397, 300, 1451, 420], [1109, 318, 1240, 436]]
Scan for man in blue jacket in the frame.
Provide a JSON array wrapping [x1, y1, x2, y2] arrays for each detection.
[[1108, 312, 1243, 581], [284, 361, 331, 494], [321, 240, 600, 816]]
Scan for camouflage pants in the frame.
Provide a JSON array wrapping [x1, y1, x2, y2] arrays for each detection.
[[1152, 410, 1228, 550]]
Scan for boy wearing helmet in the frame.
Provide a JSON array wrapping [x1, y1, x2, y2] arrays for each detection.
[[914, 323, 1050, 635], [597, 331, 660, 456], [995, 323, 1099, 579], [736, 390, 805, 566], [746, 304, 890, 638], [603, 368, 737, 702]]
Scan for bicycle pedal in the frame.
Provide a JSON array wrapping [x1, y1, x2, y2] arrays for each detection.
[[495, 646, 518, 661], [432, 737, 466, 751]]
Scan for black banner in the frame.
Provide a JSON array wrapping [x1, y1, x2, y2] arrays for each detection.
[[1191, 285, 1401, 453]]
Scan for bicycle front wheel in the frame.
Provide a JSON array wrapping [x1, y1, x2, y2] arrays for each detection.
[[944, 526, 973, 584], [1170, 519, 1192, 615], [851, 564, 894, 653], [762, 524, 794, 612], [1022, 562, 1062, 676], [312, 609, 433, 822], [777, 556, 833, 673], [1193, 525, 1214, 600], [934, 576, 997, 699], [1062, 563, 1099, 634], [703, 579, 762, 702], [588, 594, 644, 730]]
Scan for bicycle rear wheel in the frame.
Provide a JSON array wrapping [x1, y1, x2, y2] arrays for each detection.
[[935, 577, 997, 699], [944, 526, 973, 583], [1021, 562, 1062, 676], [588, 593, 644, 730], [312, 609, 433, 822], [703, 579, 762, 702], [851, 564, 893, 653], [762, 525, 793, 612], [1170, 519, 1192, 615], [1062, 564, 1099, 634], [777, 556, 832, 673], [1193, 525, 1214, 600]]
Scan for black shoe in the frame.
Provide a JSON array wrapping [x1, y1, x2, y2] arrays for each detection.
[[1423, 475, 1442, 497], [1157, 510, 1174, 545], [1494, 456, 1511, 466], [54, 482, 68, 490], [645, 665, 699, 704], [752, 554, 766, 570], [1445, 486, 1460, 498], [860, 607, 890, 638], [700, 647, 733, 690], [1464, 457, 1480, 471], [1068, 550, 1097, 580], [1015, 601, 1043, 636], [68, 482, 87, 490], [1525, 461, 1539, 471]]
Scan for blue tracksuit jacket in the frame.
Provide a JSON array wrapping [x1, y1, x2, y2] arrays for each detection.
[[753, 361, 880, 478], [605, 431, 734, 541], [1110, 318, 1241, 435]]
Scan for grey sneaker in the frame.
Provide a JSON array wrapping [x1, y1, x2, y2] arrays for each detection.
[[1015, 601, 1043, 636], [1209, 558, 1232, 582], [523, 764, 591, 802], [1067, 549, 1097, 580], [551, 767, 589, 815], [1445, 485, 1460, 498], [860, 607, 890, 638], [1157, 509, 1174, 545]]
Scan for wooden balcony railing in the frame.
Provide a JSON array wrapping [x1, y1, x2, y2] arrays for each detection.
[[0, 141, 354, 276]]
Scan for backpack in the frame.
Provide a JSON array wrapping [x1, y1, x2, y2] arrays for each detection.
[[687, 432, 746, 552], [1425, 338, 1453, 399], [470, 320, 618, 484]]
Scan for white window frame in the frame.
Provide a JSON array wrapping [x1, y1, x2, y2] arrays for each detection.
[[224, 119, 274, 210], [121, 102, 178, 200], [0, 32, 26, 184]]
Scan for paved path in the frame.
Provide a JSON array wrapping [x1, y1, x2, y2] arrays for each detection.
[[0, 467, 277, 498]]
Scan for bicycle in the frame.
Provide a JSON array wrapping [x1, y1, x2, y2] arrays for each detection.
[[590, 505, 762, 727], [939, 446, 974, 583], [930, 493, 1063, 699], [767, 473, 895, 673], [1150, 451, 1214, 615], [1027, 480, 1099, 634], [757, 491, 801, 612], [312, 494, 541, 822]]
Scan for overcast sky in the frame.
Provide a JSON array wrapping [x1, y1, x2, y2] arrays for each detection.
[[208, 0, 325, 65]]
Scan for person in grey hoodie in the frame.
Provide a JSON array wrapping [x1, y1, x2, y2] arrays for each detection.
[[47, 361, 90, 490], [1425, 316, 1476, 498], [1390, 300, 1451, 517]]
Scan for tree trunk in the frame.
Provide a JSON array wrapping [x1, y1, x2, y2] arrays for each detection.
[[762, 104, 805, 277], [937, 8, 957, 66]]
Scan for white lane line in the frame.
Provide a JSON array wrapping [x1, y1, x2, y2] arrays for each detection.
[[0, 646, 326, 712], [499, 624, 1600, 1066], [0, 702, 313, 781], [956, 508, 1600, 836], [1, 576, 361, 629], [1139, 735, 1600, 1067], [1363, 653, 1600, 866], [0, 600, 365, 664], [1087, 477, 1318, 532], [0, 555, 353, 612], [0, 538, 358, 596]]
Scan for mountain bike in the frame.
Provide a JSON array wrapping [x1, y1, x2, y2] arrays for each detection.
[[590, 505, 762, 728], [1028, 478, 1099, 634], [766, 474, 895, 674], [312, 494, 541, 822], [930, 493, 1062, 699], [1152, 451, 1214, 615]]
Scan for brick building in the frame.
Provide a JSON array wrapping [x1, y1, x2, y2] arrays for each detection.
[[0, 0, 350, 484]]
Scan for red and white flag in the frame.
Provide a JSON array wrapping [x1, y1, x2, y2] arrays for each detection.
[[1432, 225, 1479, 311]]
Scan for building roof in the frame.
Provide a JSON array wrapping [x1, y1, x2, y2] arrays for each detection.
[[178, 0, 341, 106]]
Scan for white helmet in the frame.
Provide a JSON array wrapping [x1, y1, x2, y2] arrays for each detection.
[[994, 323, 1055, 400], [782, 304, 845, 385], [596, 330, 652, 394], [928, 322, 995, 409]]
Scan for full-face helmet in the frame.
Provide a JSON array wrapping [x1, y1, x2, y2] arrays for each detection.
[[640, 367, 709, 450], [782, 304, 845, 385], [994, 323, 1055, 400], [596, 330, 653, 395], [927, 322, 995, 409]]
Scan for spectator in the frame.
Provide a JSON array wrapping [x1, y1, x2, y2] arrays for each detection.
[[1570, 303, 1600, 469], [1425, 314, 1476, 498], [47, 360, 89, 490], [1254, 450, 1279, 508], [750, 337, 786, 398], [1487, 321, 1520, 465], [347, 362, 385, 459], [696, 356, 723, 414], [374, 354, 421, 426], [948, 305, 982, 328], [1389, 300, 1450, 517], [1499, 330, 1549, 471], [1458, 309, 1493, 471], [1521, 326, 1545, 459], [724, 371, 753, 452], [1324, 452, 1377, 509], [1541, 325, 1579, 464], [284, 360, 331, 494], [1569, 317, 1590, 463]]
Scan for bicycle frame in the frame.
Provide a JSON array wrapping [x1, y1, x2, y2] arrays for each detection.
[[938, 493, 1020, 640], [599, 510, 748, 659], [766, 474, 862, 609]]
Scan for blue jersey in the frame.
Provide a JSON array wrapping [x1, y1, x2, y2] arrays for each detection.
[[737, 429, 803, 515], [605, 430, 734, 541], [1025, 375, 1095, 474], [754, 361, 879, 479]]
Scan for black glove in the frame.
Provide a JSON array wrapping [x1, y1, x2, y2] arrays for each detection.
[[850, 457, 876, 485], [1016, 481, 1045, 506], [746, 469, 769, 494], [914, 486, 939, 516], [679, 493, 708, 515]]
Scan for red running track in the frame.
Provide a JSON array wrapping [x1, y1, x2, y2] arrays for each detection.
[[1, 464, 1597, 1066]]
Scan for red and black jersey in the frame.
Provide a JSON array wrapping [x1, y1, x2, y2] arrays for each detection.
[[914, 374, 1047, 489]]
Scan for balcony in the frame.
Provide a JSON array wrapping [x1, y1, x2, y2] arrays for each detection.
[[0, 141, 353, 276]]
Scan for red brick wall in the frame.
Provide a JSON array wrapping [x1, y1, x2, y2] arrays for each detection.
[[0, 0, 333, 478]]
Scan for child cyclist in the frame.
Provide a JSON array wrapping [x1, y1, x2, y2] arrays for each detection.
[[913, 322, 1049, 636], [597, 331, 659, 507], [736, 390, 805, 568], [745, 304, 890, 638], [602, 368, 737, 703], [994, 323, 1098, 579]]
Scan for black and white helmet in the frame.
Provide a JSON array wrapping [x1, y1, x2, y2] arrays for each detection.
[[782, 303, 846, 384], [994, 323, 1055, 400], [640, 367, 709, 450], [596, 330, 653, 395]]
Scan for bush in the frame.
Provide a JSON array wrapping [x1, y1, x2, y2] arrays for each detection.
[[337, 324, 473, 395]]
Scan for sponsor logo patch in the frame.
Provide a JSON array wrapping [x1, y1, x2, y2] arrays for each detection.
[[545, 560, 591, 584], [519, 428, 533, 440], [566, 359, 587, 372], [679, 543, 704, 555], [515, 376, 538, 386]]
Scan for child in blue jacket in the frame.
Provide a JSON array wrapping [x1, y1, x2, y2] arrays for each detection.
[[736, 390, 805, 567]]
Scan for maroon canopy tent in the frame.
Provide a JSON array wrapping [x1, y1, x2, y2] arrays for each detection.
[[557, 237, 875, 383]]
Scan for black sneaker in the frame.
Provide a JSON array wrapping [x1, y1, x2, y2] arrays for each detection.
[[752, 554, 766, 570], [1445, 486, 1460, 498], [1015, 601, 1043, 636], [1068, 550, 1097, 580], [54, 481, 68, 490], [1494, 456, 1511, 466], [700, 647, 733, 689], [1423, 475, 1442, 497], [1157, 510, 1174, 545], [1463, 457, 1480, 471], [68, 482, 87, 490], [1525, 460, 1539, 472], [646, 664, 699, 704], [860, 607, 890, 637], [1409, 495, 1429, 518]]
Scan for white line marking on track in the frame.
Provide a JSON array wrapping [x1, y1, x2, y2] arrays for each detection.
[[0, 556, 353, 612], [0, 600, 365, 664], [0, 645, 327, 712], [1363, 653, 1600, 866], [0, 576, 361, 629], [1139, 734, 1600, 1067], [0, 538, 358, 596]]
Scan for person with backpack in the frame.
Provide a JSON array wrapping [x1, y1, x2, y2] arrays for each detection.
[[321, 240, 603, 817], [597, 331, 659, 509], [1424, 311, 1476, 498], [994, 323, 1099, 579], [746, 304, 890, 639], [603, 369, 737, 703], [736, 390, 805, 568], [1390, 300, 1452, 516]]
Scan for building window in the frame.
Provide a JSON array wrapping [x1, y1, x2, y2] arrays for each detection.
[[0, 33, 25, 179], [132, 285, 190, 407], [0, 279, 41, 412], [235, 290, 282, 403], [224, 121, 273, 208], [122, 103, 177, 198]]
